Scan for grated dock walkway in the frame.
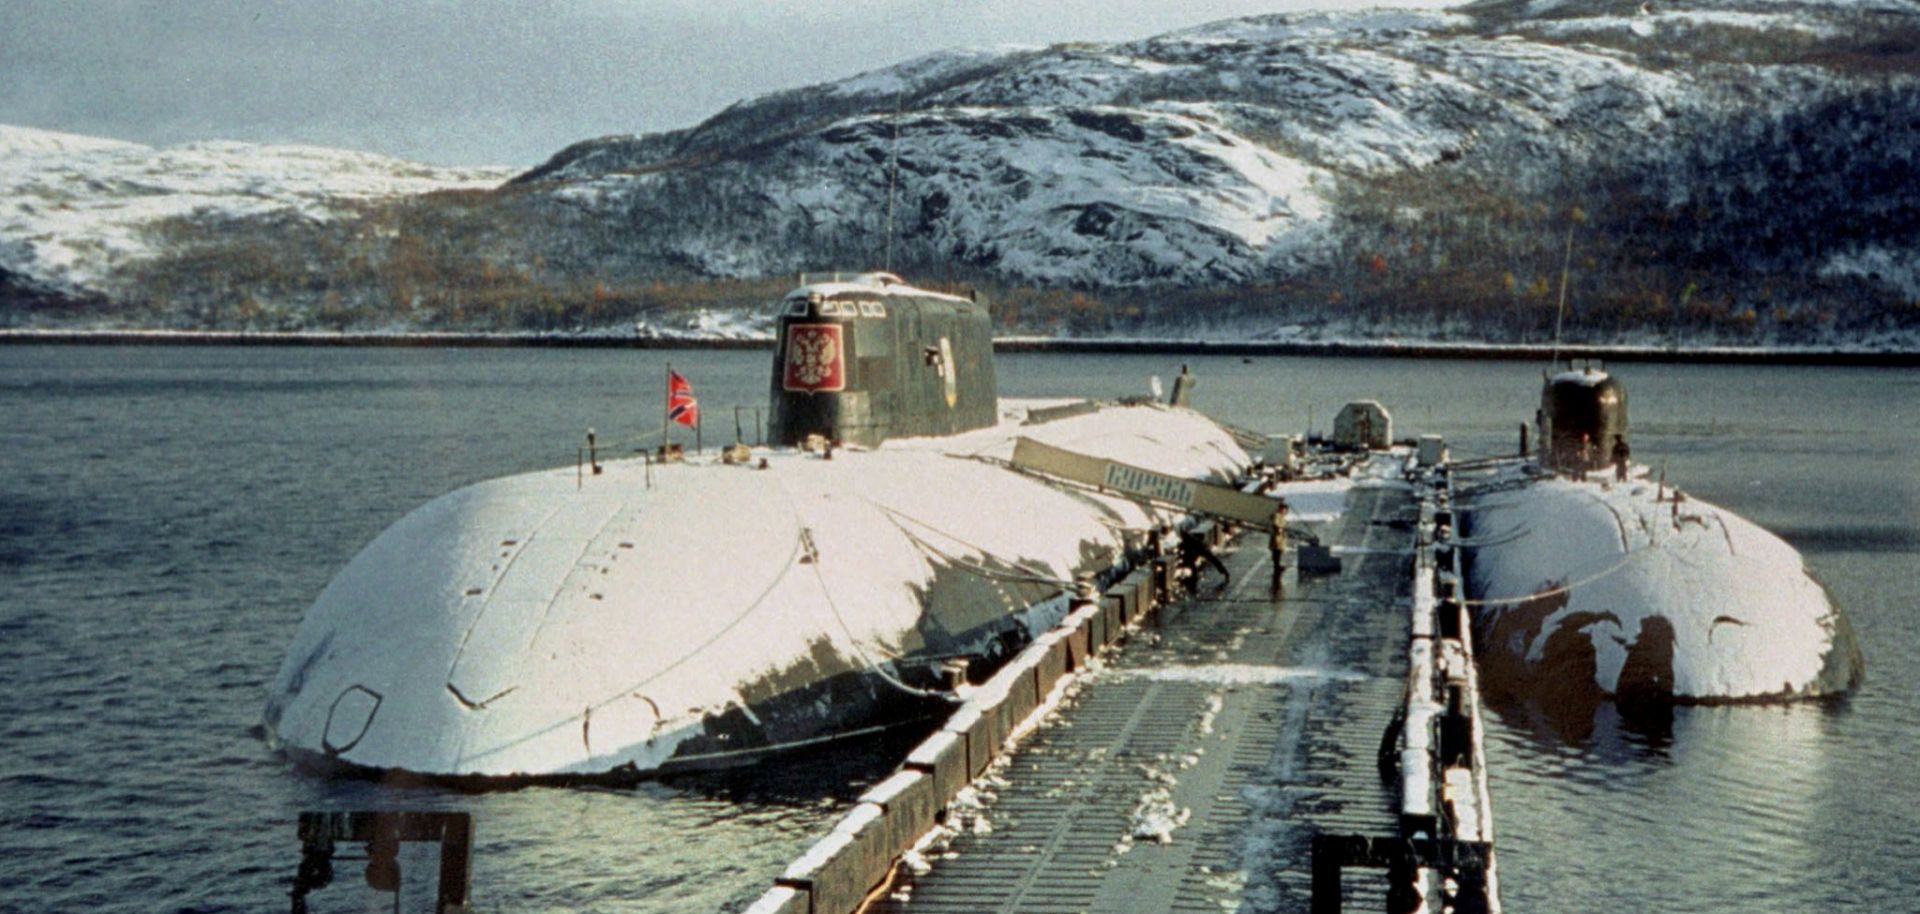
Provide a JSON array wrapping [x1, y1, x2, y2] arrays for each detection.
[[871, 483, 1417, 914]]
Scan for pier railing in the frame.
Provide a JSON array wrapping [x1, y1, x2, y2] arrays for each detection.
[[1311, 457, 1501, 914], [1425, 465, 1501, 910], [743, 522, 1218, 914]]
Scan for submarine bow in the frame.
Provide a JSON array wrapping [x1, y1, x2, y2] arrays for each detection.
[[1463, 474, 1863, 709]]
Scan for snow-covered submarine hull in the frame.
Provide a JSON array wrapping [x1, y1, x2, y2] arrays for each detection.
[[262, 402, 1247, 781], [1460, 468, 1863, 714]]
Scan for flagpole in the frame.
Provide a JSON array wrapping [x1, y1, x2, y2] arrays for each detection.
[[662, 361, 672, 451]]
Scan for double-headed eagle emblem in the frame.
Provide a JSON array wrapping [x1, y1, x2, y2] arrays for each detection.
[[785, 325, 845, 391]]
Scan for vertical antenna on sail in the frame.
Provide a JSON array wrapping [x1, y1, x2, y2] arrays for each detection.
[[884, 92, 902, 273], [1548, 208, 1578, 371]]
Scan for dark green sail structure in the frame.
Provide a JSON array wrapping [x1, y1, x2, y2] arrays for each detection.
[[769, 272, 998, 448]]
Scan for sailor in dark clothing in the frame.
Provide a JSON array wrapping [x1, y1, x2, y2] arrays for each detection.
[[1180, 526, 1229, 593], [1612, 435, 1631, 482], [1269, 500, 1289, 594]]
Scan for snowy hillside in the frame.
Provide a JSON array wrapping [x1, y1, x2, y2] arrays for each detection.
[[2, 0, 1917, 344], [0, 125, 507, 295], [501, 4, 1689, 287], [546, 105, 1331, 286]]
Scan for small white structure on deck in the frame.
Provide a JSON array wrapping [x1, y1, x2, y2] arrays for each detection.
[[1332, 400, 1392, 450]]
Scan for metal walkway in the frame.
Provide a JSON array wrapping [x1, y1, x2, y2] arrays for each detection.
[[872, 484, 1416, 914]]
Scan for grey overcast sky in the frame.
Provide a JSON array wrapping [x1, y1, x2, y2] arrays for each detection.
[[0, 1, 1453, 167]]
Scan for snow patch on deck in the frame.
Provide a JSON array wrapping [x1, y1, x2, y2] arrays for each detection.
[[1107, 664, 1369, 685]]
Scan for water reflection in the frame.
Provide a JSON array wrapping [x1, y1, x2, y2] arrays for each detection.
[[1486, 690, 1860, 912], [1480, 688, 1676, 760]]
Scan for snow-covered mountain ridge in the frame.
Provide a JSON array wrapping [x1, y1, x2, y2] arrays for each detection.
[[0, 126, 508, 295], [2, 0, 1916, 345]]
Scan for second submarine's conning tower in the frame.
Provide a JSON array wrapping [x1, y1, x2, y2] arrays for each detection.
[[768, 272, 998, 448], [1539, 365, 1628, 471]]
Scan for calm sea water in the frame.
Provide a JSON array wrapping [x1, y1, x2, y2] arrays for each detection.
[[0, 345, 1913, 913]]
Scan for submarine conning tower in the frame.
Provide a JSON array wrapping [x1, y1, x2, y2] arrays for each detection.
[[1539, 364, 1628, 472], [768, 272, 998, 448]]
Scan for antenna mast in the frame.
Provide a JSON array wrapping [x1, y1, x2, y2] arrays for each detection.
[[1548, 213, 1576, 371], [884, 93, 902, 273]]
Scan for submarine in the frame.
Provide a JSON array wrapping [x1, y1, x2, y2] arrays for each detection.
[[1457, 365, 1864, 716], [262, 273, 1250, 781]]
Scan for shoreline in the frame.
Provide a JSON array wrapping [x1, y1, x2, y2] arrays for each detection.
[[3, 328, 1917, 366]]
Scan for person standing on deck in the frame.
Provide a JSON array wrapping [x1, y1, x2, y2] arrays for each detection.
[[1612, 434, 1631, 482], [1269, 499, 1290, 594]]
